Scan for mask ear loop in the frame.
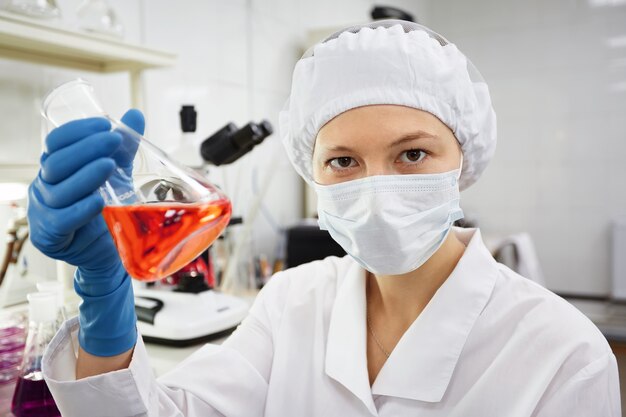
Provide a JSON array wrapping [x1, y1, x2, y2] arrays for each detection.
[[457, 153, 464, 181]]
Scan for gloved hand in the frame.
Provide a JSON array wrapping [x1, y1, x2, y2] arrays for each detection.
[[28, 110, 145, 356]]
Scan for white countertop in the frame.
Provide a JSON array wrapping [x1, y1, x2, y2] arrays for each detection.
[[566, 298, 626, 344]]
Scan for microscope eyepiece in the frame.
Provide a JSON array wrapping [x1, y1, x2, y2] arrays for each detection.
[[200, 120, 273, 166]]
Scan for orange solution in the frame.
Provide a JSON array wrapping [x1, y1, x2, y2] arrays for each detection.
[[102, 199, 231, 281]]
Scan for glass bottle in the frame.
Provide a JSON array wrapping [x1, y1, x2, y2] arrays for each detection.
[[11, 292, 61, 417], [36, 281, 78, 357], [3, 0, 60, 19], [36, 282, 66, 327], [171, 105, 205, 168], [76, 0, 124, 39]]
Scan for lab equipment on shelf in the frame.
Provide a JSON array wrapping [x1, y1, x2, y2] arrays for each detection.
[[3, 0, 60, 19], [76, 0, 123, 38]]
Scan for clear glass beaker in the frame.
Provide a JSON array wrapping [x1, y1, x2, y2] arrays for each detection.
[[76, 0, 124, 39], [41, 79, 232, 282], [4, 0, 61, 19]]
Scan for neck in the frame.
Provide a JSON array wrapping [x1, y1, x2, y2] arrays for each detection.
[[367, 230, 467, 328]]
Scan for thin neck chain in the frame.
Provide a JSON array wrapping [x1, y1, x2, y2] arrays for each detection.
[[367, 312, 391, 358], [366, 276, 391, 358]]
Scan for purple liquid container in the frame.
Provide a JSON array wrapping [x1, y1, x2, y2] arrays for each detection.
[[11, 376, 60, 417], [0, 314, 26, 415], [10, 293, 61, 417]]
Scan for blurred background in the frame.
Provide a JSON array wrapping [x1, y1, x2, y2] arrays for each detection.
[[2, 0, 625, 296], [0, 0, 625, 412]]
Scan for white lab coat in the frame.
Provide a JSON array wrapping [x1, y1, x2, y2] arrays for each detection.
[[42, 228, 620, 416]]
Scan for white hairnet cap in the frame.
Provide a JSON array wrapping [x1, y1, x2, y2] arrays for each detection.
[[279, 20, 497, 190]]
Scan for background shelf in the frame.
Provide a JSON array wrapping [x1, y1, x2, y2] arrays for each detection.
[[0, 10, 176, 72]]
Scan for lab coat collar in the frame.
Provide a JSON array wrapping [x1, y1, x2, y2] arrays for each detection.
[[325, 228, 498, 412]]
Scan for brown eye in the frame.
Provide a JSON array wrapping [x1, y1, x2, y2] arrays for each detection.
[[337, 157, 352, 167], [329, 157, 357, 170], [399, 150, 426, 163]]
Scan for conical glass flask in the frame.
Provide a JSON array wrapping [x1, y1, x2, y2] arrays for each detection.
[[11, 292, 61, 417], [41, 79, 232, 282], [36, 282, 66, 327]]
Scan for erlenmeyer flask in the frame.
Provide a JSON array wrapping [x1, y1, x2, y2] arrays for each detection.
[[11, 292, 61, 417], [41, 79, 232, 282]]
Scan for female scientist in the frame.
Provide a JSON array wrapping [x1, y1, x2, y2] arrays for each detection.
[[28, 20, 619, 416]]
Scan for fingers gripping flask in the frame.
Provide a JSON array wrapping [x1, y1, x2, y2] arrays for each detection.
[[41, 80, 232, 282]]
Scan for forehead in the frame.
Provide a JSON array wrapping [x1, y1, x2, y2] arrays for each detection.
[[315, 105, 451, 148]]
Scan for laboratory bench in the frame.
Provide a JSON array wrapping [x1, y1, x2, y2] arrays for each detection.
[[564, 298, 626, 345], [564, 297, 626, 414]]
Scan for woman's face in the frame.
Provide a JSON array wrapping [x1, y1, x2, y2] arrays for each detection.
[[312, 105, 462, 185]]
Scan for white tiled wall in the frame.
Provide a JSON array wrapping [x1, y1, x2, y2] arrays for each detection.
[[419, 0, 626, 295], [0, 0, 143, 279], [0, 0, 426, 269], [3, 0, 620, 295], [139, 0, 426, 259]]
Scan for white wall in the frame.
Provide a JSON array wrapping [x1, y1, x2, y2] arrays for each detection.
[[139, 0, 429, 259], [5, 0, 617, 295], [0, 0, 427, 270], [419, 0, 626, 295], [140, 0, 303, 261], [0, 0, 142, 169], [0, 0, 142, 279]]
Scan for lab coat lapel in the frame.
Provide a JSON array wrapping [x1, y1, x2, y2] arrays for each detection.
[[325, 259, 378, 415], [371, 228, 498, 402]]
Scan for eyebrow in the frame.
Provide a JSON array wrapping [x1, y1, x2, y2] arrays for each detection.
[[390, 131, 438, 146], [323, 131, 438, 152]]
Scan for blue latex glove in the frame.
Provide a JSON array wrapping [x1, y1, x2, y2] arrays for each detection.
[[28, 110, 145, 356]]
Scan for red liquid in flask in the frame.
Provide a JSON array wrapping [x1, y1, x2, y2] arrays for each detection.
[[103, 199, 232, 281], [11, 374, 61, 417]]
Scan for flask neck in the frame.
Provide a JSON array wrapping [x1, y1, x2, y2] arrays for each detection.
[[42, 79, 108, 127], [19, 319, 59, 376]]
